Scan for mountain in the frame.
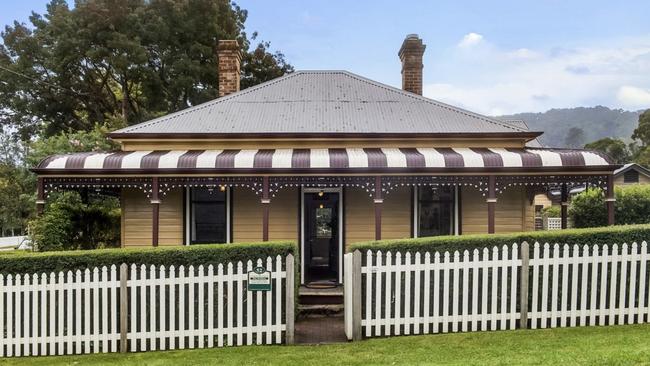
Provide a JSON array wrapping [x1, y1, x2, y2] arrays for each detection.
[[498, 106, 642, 148]]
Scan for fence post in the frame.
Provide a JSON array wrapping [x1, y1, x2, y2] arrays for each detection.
[[352, 250, 362, 341], [285, 254, 295, 344], [119, 263, 128, 353], [519, 242, 530, 329]]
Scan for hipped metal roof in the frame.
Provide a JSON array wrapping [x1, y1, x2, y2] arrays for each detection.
[[110, 70, 540, 138]]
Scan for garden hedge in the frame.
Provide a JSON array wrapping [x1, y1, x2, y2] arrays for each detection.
[[348, 224, 650, 254], [0, 241, 297, 274]]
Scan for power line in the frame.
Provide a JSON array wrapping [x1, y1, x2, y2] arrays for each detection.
[[0, 64, 88, 96]]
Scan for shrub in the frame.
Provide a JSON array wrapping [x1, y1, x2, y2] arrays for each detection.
[[29, 191, 120, 251], [569, 186, 650, 228], [615, 185, 650, 225], [541, 205, 561, 218], [348, 224, 650, 255], [569, 188, 607, 228], [0, 241, 296, 274]]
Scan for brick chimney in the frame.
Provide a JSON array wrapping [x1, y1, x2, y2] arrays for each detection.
[[217, 40, 242, 97], [398, 34, 426, 95]]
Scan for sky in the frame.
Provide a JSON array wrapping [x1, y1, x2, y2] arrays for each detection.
[[2, 0, 650, 115]]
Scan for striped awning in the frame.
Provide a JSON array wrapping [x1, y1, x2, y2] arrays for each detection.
[[34, 147, 614, 174]]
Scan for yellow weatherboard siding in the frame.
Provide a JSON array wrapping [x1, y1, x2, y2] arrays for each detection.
[[344, 186, 411, 247], [461, 186, 534, 234], [232, 187, 298, 242], [121, 187, 183, 247]]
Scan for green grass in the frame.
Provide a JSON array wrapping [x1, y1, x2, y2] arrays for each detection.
[[3, 324, 650, 365]]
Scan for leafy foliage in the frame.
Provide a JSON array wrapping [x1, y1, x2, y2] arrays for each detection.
[[27, 124, 118, 167], [540, 205, 561, 218], [568, 188, 608, 228], [0, 240, 296, 274], [29, 191, 121, 251], [584, 138, 632, 164], [0, 164, 34, 233], [348, 224, 650, 255], [0, 0, 293, 139], [569, 185, 650, 228], [632, 109, 650, 147]]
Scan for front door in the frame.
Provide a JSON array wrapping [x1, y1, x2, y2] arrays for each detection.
[[303, 192, 340, 284]]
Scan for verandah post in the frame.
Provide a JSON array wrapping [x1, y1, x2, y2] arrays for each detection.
[[487, 175, 496, 234], [519, 241, 530, 329], [560, 183, 569, 229], [262, 176, 270, 241], [374, 176, 383, 241], [151, 177, 160, 247], [606, 174, 615, 226]]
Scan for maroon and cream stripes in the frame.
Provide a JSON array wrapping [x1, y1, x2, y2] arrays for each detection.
[[37, 147, 613, 171]]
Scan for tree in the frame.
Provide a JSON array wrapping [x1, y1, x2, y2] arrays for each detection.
[[564, 127, 585, 148], [0, 129, 34, 234], [0, 0, 293, 140], [632, 109, 650, 147], [634, 147, 650, 168], [584, 138, 632, 164], [26, 124, 118, 168]]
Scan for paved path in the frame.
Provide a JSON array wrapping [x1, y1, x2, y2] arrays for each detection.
[[295, 314, 347, 344]]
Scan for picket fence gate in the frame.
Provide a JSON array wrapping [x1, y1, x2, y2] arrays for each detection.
[[344, 242, 650, 340], [0, 254, 295, 357]]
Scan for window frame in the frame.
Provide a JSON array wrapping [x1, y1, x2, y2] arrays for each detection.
[[185, 187, 231, 245], [413, 186, 459, 238]]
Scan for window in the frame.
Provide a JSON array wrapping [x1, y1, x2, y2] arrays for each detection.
[[189, 188, 228, 244], [417, 186, 455, 237], [315, 207, 333, 238], [624, 170, 639, 183]]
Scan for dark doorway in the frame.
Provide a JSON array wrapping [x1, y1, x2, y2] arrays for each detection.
[[303, 192, 340, 284]]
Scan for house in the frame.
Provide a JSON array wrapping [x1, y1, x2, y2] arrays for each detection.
[[32, 35, 618, 285], [614, 163, 650, 186]]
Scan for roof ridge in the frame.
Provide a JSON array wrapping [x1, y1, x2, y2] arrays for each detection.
[[336, 70, 528, 133]]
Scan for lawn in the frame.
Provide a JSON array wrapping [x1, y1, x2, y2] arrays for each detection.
[[2, 324, 650, 365]]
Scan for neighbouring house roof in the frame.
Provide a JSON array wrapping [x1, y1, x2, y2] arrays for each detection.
[[109, 70, 541, 139], [614, 163, 650, 178], [34, 147, 613, 175], [495, 118, 543, 147]]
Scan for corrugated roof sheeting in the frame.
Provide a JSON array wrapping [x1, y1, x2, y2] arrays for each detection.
[[113, 71, 530, 135]]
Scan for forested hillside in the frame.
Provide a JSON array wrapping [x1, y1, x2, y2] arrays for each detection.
[[500, 106, 642, 148]]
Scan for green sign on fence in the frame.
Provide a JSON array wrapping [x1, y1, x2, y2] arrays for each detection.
[[248, 266, 272, 291]]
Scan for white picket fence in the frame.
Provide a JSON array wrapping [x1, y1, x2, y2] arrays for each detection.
[[529, 242, 648, 328], [0, 255, 294, 357], [344, 242, 650, 339]]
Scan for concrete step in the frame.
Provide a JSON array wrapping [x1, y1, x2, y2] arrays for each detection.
[[299, 285, 344, 305], [298, 304, 344, 317]]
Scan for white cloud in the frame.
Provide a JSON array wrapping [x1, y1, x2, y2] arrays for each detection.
[[617, 86, 650, 109], [507, 48, 540, 60], [457, 32, 483, 48], [423, 35, 650, 115]]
